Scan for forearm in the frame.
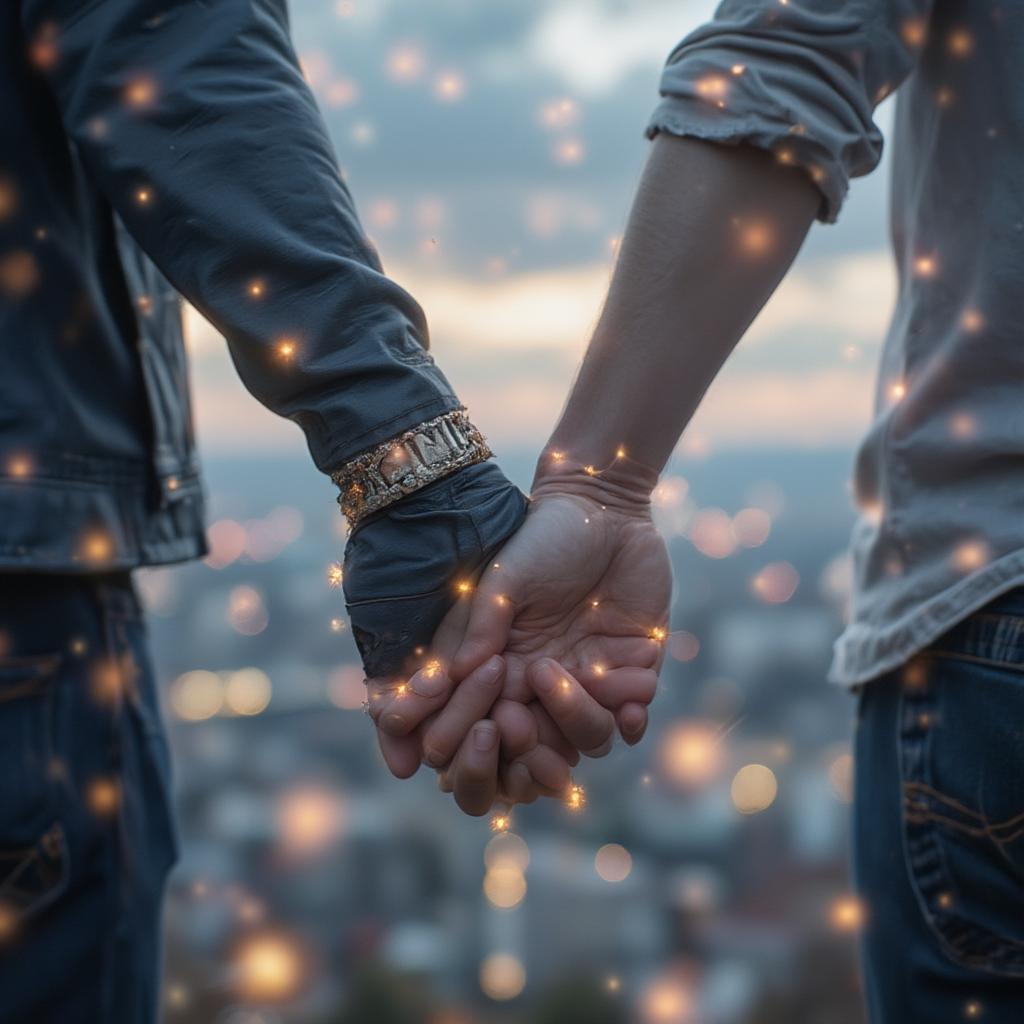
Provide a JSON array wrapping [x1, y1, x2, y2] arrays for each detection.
[[541, 135, 819, 486]]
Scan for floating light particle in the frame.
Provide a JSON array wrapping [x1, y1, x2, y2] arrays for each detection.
[[889, 380, 907, 402], [124, 75, 157, 109], [134, 186, 153, 206], [829, 895, 866, 932], [649, 626, 667, 642], [949, 411, 976, 439], [592, 663, 605, 677], [616, 446, 626, 458], [731, 63, 745, 75], [606, 976, 621, 992], [479, 954, 525, 1001], [594, 843, 632, 883], [913, 254, 938, 278], [233, 931, 305, 1002], [554, 138, 585, 165], [750, 561, 799, 603], [739, 220, 774, 256], [901, 17, 928, 48], [490, 812, 511, 833], [435, 71, 465, 101], [661, 721, 723, 788], [730, 763, 778, 814], [964, 1000, 983, 1019], [330, 617, 346, 632], [86, 777, 120, 817], [456, 579, 473, 595], [539, 97, 578, 129], [936, 86, 955, 108], [695, 74, 729, 100], [549, 450, 565, 463], [952, 539, 989, 572], [247, 279, 265, 298], [960, 307, 984, 333], [327, 562, 344, 588], [136, 294, 153, 315], [387, 45, 425, 82], [566, 783, 586, 811], [7, 454, 32, 479], [81, 530, 113, 566], [947, 28, 974, 58]]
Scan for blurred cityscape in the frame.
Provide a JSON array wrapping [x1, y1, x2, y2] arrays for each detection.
[[145, 447, 867, 1024]]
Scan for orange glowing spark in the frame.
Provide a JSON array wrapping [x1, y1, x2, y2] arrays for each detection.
[[124, 75, 157, 109], [615, 446, 626, 458], [583, 465, 598, 476], [81, 531, 113, 565], [29, 23, 60, 72], [889, 380, 907, 401], [456, 579, 473, 595], [649, 626, 667, 642], [731, 63, 745, 75], [592, 663, 606, 677], [947, 28, 973, 58], [330, 617, 345, 632], [913, 254, 938, 278], [276, 338, 297, 362], [960, 307, 984, 333], [327, 562, 344, 587], [233, 931, 304, 1002], [829, 895, 865, 932], [0, 902, 17, 943], [490, 812, 511, 833], [901, 17, 927, 48], [134, 187, 152, 206], [86, 777, 120, 817], [555, 139, 584, 165], [423, 659, 442, 678], [549, 450, 565, 463], [247, 279, 265, 298], [695, 74, 729, 100], [964, 1000, 982, 1019], [739, 220, 773, 256], [566, 783, 586, 812], [435, 71, 465, 101], [7, 455, 32, 479], [396, 682, 408, 697]]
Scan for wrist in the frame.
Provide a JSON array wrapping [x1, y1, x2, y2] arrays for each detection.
[[531, 444, 658, 516]]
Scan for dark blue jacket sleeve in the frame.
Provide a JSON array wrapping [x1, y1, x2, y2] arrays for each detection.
[[21, 0, 528, 674], [21, 0, 459, 469]]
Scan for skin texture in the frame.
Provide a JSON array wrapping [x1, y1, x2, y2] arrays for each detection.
[[368, 135, 821, 812]]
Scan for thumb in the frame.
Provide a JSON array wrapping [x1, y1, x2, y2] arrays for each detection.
[[449, 570, 517, 681]]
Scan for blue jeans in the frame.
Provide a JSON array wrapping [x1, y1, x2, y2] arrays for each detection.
[[855, 587, 1024, 1022], [0, 574, 177, 1023]]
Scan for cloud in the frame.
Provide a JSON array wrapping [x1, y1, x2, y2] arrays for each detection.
[[185, 246, 893, 456], [526, 1, 714, 96]]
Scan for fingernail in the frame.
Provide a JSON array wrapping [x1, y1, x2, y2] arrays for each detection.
[[532, 659, 559, 695], [477, 656, 503, 684], [382, 713, 405, 733], [473, 722, 498, 751], [423, 746, 446, 768], [411, 669, 447, 698]]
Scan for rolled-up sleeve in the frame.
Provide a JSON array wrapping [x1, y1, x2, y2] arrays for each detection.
[[647, 0, 934, 222]]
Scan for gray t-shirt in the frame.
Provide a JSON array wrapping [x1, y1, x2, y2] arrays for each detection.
[[647, 1, 1024, 686]]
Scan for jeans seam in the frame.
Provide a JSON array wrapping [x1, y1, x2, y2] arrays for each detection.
[[898, 674, 1024, 974]]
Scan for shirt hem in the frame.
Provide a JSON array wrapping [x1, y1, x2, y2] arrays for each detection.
[[828, 548, 1024, 688]]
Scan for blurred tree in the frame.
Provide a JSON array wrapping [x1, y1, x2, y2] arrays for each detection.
[[529, 975, 628, 1024], [326, 963, 439, 1024]]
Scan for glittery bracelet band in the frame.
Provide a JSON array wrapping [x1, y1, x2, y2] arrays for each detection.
[[330, 408, 493, 529]]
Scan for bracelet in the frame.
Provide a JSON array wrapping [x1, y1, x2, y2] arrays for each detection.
[[330, 408, 493, 529]]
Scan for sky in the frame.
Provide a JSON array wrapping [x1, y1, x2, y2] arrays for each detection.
[[185, 0, 901, 463]]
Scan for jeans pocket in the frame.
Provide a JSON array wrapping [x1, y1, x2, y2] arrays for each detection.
[[0, 656, 70, 925], [898, 651, 1024, 975]]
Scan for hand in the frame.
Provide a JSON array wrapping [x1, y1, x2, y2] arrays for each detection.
[[368, 462, 672, 814]]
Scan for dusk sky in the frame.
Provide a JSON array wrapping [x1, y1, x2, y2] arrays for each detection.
[[186, 0, 899, 463]]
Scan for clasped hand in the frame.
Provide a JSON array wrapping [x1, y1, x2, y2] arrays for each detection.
[[364, 477, 672, 816]]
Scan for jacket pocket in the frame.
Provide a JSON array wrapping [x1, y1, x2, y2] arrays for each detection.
[[899, 650, 1024, 975]]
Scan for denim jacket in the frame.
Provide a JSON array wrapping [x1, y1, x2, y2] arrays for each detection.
[[2, 0, 526, 672]]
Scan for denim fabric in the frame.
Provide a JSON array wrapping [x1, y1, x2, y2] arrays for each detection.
[[855, 586, 1024, 1022], [344, 461, 529, 678], [0, 574, 177, 1024]]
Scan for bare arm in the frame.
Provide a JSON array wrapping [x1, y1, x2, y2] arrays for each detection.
[[541, 134, 820, 482]]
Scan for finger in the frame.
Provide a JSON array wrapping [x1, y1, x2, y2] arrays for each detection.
[[591, 635, 663, 672], [616, 702, 649, 745], [513, 744, 572, 797], [452, 720, 500, 816], [437, 766, 453, 793], [578, 666, 659, 709], [421, 655, 505, 768], [501, 761, 539, 805], [373, 662, 455, 737], [377, 729, 422, 780], [492, 699, 539, 760], [528, 702, 580, 767], [528, 659, 616, 758], [448, 573, 517, 681]]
